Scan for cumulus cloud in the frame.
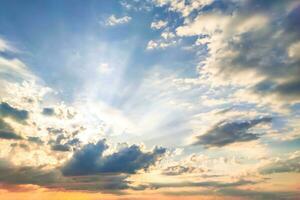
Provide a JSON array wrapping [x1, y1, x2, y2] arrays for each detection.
[[193, 117, 272, 147], [105, 15, 131, 26], [171, 0, 300, 106], [62, 139, 166, 176]]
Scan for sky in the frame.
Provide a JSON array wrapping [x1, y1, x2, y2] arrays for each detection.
[[0, 0, 300, 199]]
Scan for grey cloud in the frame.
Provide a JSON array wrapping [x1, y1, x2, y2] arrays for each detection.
[[0, 159, 65, 186], [0, 158, 138, 194], [0, 102, 28, 122], [0, 131, 22, 140], [42, 107, 55, 116], [27, 136, 44, 144], [253, 79, 300, 100], [0, 119, 23, 140], [51, 144, 71, 152], [62, 139, 166, 176], [193, 117, 272, 147], [162, 165, 203, 176], [150, 179, 257, 189], [46, 127, 64, 135], [259, 155, 300, 174]]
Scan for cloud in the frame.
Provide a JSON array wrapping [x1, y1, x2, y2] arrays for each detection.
[[171, 0, 300, 106], [146, 39, 177, 50], [259, 152, 300, 174], [0, 158, 133, 193], [51, 144, 71, 152], [0, 102, 28, 122], [42, 108, 55, 116], [151, 20, 168, 30], [0, 130, 23, 140], [193, 117, 272, 147], [150, 179, 257, 189], [0, 37, 16, 52], [62, 139, 166, 176], [27, 136, 43, 144], [0, 119, 23, 140], [0, 159, 65, 186], [162, 165, 204, 176], [154, 0, 214, 17], [105, 15, 131, 26]]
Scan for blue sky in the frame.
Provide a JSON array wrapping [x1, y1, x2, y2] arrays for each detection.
[[0, 0, 300, 199]]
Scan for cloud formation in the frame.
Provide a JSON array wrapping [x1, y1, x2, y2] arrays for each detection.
[[0, 119, 23, 140], [62, 140, 166, 176], [105, 15, 131, 26], [0, 102, 28, 122], [193, 117, 272, 147]]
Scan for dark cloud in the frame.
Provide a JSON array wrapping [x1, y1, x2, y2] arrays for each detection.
[[0, 119, 23, 140], [0, 159, 65, 186], [253, 79, 300, 100], [149, 179, 257, 189], [42, 108, 55, 116], [0, 119, 22, 140], [0, 158, 136, 194], [62, 139, 166, 176], [51, 144, 71, 152], [46, 127, 64, 135], [27, 136, 44, 145], [193, 117, 272, 147], [259, 154, 300, 174], [162, 165, 203, 176], [10, 143, 29, 150], [0, 102, 28, 122]]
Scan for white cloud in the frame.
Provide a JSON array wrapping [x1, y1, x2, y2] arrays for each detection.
[[0, 37, 16, 52], [154, 0, 214, 17], [288, 41, 300, 60], [151, 20, 168, 30], [105, 15, 132, 26], [146, 39, 177, 50]]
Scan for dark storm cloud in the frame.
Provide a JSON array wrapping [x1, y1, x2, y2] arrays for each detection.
[[42, 107, 55, 116], [193, 117, 272, 147], [0, 102, 28, 122], [62, 139, 166, 176], [259, 155, 300, 174]]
